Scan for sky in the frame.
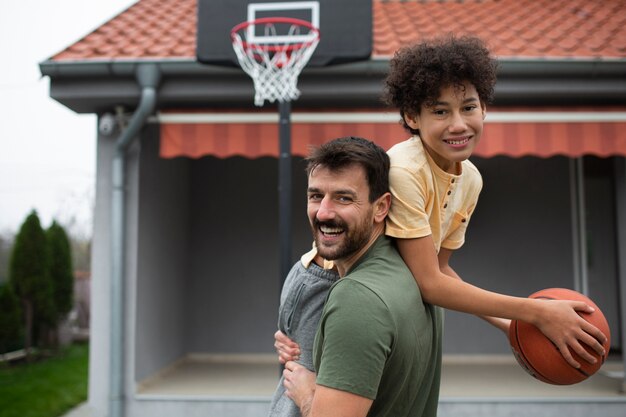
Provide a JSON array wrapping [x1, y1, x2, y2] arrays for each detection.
[[0, 0, 136, 238]]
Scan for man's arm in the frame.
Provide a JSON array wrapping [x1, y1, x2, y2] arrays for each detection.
[[283, 361, 372, 417], [308, 385, 373, 417]]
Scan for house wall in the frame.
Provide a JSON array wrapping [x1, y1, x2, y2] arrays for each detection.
[[445, 156, 576, 353], [88, 132, 623, 417], [130, 138, 622, 388], [184, 155, 312, 353], [89, 128, 116, 416], [136, 136, 586, 356], [583, 157, 621, 349], [135, 125, 191, 381]]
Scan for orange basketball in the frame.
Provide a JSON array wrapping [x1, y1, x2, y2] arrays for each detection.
[[508, 288, 611, 385]]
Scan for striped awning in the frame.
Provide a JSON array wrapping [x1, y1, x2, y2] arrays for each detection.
[[158, 109, 626, 159]]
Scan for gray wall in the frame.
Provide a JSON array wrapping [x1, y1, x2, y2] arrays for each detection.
[[584, 157, 621, 350], [135, 127, 191, 381], [133, 140, 622, 382], [184, 155, 312, 353], [446, 156, 576, 354], [90, 126, 116, 415]]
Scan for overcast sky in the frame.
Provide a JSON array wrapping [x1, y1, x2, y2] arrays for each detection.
[[0, 0, 136, 237]]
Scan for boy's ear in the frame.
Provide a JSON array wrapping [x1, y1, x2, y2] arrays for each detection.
[[481, 102, 487, 120], [403, 113, 420, 130]]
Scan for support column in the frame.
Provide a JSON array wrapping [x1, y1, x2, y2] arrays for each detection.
[[613, 157, 626, 393], [278, 100, 292, 286], [569, 158, 588, 294]]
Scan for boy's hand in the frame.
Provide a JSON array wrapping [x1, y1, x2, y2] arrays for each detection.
[[283, 361, 316, 414], [274, 330, 300, 364], [532, 299, 607, 368]]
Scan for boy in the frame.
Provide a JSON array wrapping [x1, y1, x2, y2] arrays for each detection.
[[382, 35, 605, 366]]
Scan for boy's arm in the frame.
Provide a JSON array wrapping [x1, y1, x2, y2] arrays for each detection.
[[397, 236, 607, 368], [438, 248, 510, 334]]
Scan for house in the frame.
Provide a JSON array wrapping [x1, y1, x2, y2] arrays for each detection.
[[40, 0, 626, 416]]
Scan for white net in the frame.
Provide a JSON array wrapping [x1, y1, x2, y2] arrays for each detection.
[[231, 20, 320, 106]]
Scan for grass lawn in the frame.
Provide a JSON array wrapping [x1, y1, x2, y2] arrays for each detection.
[[0, 343, 89, 417]]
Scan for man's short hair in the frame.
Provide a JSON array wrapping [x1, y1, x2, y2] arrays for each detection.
[[305, 137, 390, 202]]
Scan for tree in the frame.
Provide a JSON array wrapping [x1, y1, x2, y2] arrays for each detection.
[[8, 210, 54, 355], [0, 283, 22, 353], [0, 231, 14, 283], [47, 221, 74, 322]]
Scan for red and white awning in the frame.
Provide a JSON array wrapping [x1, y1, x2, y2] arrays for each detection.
[[157, 109, 626, 159]]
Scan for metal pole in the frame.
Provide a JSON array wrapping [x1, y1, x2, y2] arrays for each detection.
[[278, 100, 292, 286], [613, 157, 626, 393], [569, 158, 588, 295]]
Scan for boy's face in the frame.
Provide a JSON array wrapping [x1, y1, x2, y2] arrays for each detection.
[[404, 82, 486, 174]]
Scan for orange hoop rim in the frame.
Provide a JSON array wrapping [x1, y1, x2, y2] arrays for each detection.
[[231, 17, 320, 53]]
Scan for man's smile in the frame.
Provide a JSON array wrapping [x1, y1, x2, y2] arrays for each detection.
[[319, 224, 344, 236]]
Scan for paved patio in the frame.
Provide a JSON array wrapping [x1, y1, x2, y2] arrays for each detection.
[[65, 354, 625, 417]]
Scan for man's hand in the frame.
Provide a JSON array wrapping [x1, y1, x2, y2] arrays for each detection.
[[283, 361, 316, 415], [275, 330, 300, 364]]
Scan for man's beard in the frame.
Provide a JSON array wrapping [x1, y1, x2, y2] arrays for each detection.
[[311, 213, 373, 261]]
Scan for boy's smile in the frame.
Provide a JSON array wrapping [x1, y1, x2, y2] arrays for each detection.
[[404, 82, 485, 174]]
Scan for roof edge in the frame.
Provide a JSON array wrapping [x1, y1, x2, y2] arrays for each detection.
[[40, 57, 626, 78], [40, 58, 626, 113]]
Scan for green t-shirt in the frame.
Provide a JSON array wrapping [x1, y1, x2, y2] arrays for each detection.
[[313, 236, 442, 417]]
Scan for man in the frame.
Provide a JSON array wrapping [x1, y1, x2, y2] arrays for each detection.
[[281, 136, 442, 417]]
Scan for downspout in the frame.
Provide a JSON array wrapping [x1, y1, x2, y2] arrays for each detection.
[[110, 63, 160, 417]]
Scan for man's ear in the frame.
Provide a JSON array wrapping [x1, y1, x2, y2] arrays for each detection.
[[373, 193, 391, 223], [481, 102, 487, 120]]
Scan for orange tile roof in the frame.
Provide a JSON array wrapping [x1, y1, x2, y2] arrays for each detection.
[[51, 0, 626, 62]]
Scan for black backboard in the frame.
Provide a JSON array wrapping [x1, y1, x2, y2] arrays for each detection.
[[197, 0, 373, 67]]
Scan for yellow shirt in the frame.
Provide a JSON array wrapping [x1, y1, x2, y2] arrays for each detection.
[[385, 136, 482, 253], [301, 244, 335, 270]]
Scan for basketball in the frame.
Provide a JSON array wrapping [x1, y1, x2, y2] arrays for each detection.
[[508, 288, 611, 385]]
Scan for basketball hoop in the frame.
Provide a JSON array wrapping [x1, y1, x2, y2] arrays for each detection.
[[231, 17, 320, 106]]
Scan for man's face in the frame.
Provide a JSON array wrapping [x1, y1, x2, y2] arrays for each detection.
[[307, 163, 375, 261]]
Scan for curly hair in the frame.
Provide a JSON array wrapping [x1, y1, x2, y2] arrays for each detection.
[[382, 35, 498, 135]]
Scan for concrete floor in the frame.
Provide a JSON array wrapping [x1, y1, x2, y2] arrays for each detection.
[[63, 354, 625, 417], [135, 353, 625, 399]]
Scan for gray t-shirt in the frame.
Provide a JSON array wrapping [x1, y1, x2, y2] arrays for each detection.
[[267, 259, 339, 417]]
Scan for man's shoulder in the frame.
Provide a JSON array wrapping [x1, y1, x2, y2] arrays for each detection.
[[351, 236, 403, 269], [342, 237, 414, 294]]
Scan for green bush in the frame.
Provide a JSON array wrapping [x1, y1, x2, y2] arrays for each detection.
[[9, 211, 54, 352], [0, 283, 22, 353], [46, 222, 74, 322]]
